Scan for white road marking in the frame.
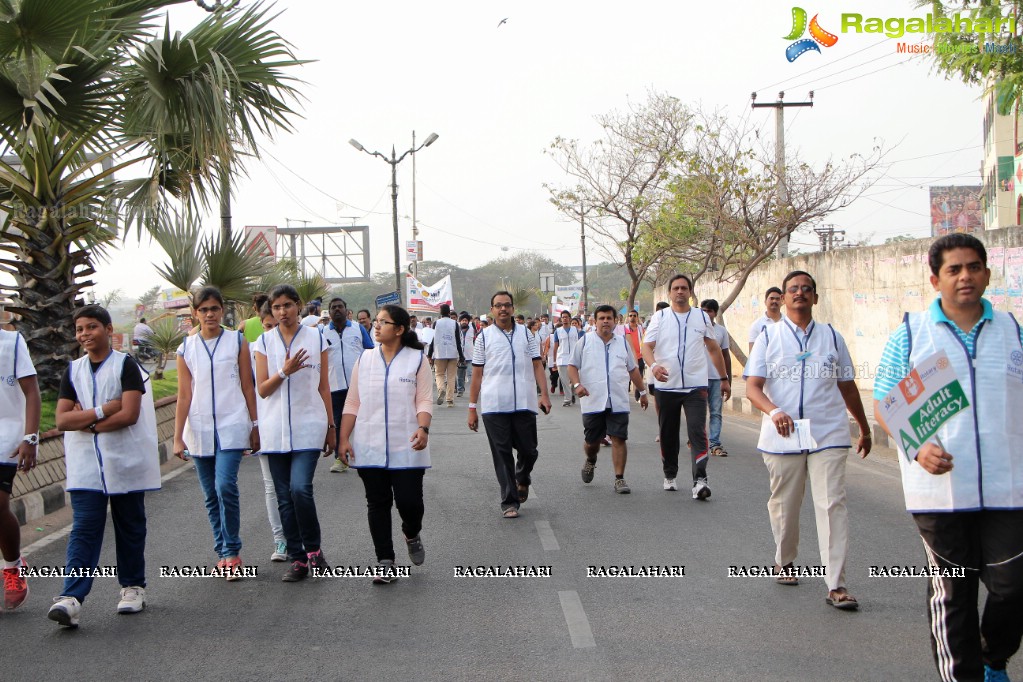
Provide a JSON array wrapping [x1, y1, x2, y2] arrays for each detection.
[[559, 590, 596, 648], [535, 520, 560, 551]]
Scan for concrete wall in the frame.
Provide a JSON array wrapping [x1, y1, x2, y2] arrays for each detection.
[[655, 226, 1023, 390]]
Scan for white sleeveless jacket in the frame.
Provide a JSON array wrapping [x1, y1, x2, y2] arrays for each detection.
[[256, 325, 328, 453], [648, 307, 710, 392], [477, 324, 539, 415], [897, 309, 1023, 512], [323, 321, 365, 392], [180, 330, 251, 456], [65, 352, 161, 495], [569, 331, 635, 414], [0, 331, 32, 463], [350, 347, 430, 469]]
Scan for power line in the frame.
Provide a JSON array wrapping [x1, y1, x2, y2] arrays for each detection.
[[754, 37, 891, 92]]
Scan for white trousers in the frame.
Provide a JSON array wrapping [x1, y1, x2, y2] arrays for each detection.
[[762, 449, 849, 591]]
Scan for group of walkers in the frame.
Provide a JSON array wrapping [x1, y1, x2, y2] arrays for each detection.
[[0, 233, 1020, 682]]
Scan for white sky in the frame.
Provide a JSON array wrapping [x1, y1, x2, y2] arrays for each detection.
[[94, 0, 989, 298]]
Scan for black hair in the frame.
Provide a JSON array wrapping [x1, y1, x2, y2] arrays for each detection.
[[765, 287, 783, 299], [594, 304, 616, 318], [491, 290, 514, 307], [269, 284, 301, 306], [439, 304, 451, 317], [380, 304, 424, 350], [782, 270, 817, 293], [192, 286, 224, 309], [928, 233, 987, 276], [700, 299, 719, 313], [357, 308, 371, 318], [252, 293, 269, 310], [329, 297, 347, 309], [458, 312, 472, 321], [74, 304, 112, 327], [655, 301, 669, 311], [139, 317, 146, 323], [259, 301, 274, 319], [667, 273, 693, 291]]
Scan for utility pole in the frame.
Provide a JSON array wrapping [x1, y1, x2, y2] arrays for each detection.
[[751, 91, 813, 259], [814, 224, 845, 252], [412, 131, 419, 279], [580, 204, 588, 317]]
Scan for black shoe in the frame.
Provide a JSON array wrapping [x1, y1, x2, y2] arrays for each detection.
[[307, 550, 330, 576], [406, 535, 426, 565], [373, 559, 399, 585], [282, 560, 309, 582]]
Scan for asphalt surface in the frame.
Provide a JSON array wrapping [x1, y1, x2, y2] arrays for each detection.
[[4, 391, 1019, 681]]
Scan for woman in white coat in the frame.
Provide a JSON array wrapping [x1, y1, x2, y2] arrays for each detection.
[[173, 287, 259, 580], [339, 305, 432, 584], [253, 284, 335, 582]]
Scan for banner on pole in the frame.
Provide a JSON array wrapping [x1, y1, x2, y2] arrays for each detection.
[[407, 274, 453, 313]]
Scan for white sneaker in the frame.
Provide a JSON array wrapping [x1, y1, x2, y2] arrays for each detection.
[[663, 478, 678, 491], [270, 540, 288, 562], [692, 478, 712, 500], [117, 586, 146, 614], [48, 596, 81, 627]]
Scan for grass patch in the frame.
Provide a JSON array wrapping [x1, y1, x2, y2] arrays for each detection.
[[39, 369, 177, 434]]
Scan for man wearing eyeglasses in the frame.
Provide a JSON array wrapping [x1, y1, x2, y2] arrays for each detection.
[[468, 291, 552, 518], [744, 270, 871, 611]]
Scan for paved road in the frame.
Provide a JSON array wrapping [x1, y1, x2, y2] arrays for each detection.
[[5, 394, 1019, 681]]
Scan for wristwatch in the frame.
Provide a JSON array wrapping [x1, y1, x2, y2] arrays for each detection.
[[22, 433, 38, 446], [88, 423, 98, 434], [419, 426, 430, 434], [571, 383, 580, 390]]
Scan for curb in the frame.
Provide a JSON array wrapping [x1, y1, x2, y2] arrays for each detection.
[[11, 436, 177, 528]]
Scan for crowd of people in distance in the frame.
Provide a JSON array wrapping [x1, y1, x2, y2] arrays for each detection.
[[1, 233, 1020, 682]]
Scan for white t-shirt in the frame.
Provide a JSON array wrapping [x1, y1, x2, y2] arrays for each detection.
[[706, 322, 729, 380], [301, 314, 320, 328], [748, 314, 779, 345]]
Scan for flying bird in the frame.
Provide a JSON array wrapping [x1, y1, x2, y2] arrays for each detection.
[[497, 17, 508, 27]]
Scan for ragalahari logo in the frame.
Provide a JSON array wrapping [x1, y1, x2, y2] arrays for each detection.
[[784, 7, 838, 62]]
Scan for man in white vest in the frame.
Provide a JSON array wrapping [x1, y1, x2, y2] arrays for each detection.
[[641, 274, 729, 500], [748, 287, 783, 352], [429, 304, 462, 408], [553, 310, 582, 407], [324, 297, 374, 473], [49, 305, 161, 627], [0, 327, 40, 611], [566, 305, 648, 494], [468, 291, 552, 518], [745, 270, 870, 611], [874, 234, 1023, 682]]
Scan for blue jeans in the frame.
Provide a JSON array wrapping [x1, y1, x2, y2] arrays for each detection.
[[193, 448, 244, 558], [62, 490, 147, 602], [708, 379, 723, 448], [456, 362, 472, 394], [266, 451, 322, 561]]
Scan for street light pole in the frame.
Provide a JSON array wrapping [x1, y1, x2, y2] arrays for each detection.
[[390, 145, 401, 302], [349, 133, 440, 307]]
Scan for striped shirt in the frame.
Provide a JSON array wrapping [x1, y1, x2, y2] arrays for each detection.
[[872, 298, 1022, 400]]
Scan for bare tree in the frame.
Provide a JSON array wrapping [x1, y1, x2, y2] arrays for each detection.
[[649, 110, 885, 310], [545, 91, 694, 310]]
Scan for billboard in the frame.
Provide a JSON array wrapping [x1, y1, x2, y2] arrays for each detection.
[[929, 185, 982, 236]]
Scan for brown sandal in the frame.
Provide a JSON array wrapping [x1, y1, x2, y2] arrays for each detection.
[[774, 563, 799, 585], [516, 484, 529, 503], [826, 588, 859, 610]]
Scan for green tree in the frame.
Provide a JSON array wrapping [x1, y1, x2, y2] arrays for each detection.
[[915, 1, 1022, 113], [546, 91, 694, 310], [0, 0, 304, 391]]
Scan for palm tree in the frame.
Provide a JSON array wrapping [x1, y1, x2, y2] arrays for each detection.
[[145, 318, 187, 381], [0, 0, 304, 391]]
